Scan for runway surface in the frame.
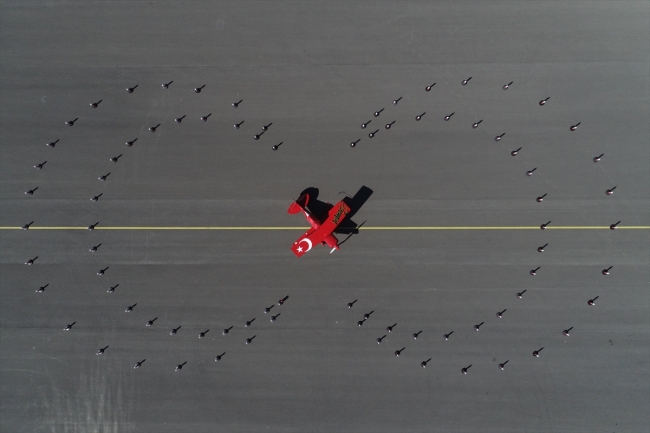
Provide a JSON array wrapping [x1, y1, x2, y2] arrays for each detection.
[[1, 1, 648, 432]]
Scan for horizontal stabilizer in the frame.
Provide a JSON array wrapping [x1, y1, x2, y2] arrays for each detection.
[[288, 193, 310, 214]]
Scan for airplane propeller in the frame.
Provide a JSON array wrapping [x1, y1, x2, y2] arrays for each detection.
[[337, 220, 367, 248]]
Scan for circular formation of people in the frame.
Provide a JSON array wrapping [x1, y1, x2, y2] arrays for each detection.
[[22, 77, 618, 373]]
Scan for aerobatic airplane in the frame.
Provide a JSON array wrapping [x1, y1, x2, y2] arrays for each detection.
[[288, 192, 352, 257]]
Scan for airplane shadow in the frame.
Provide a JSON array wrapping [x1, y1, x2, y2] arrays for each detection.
[[299, 185, 373, 235]]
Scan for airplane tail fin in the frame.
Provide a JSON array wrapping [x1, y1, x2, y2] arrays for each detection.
[[288, 193, 310, 214]]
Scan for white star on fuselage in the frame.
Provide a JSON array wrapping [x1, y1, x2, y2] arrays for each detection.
[[297, 246, 303, 252]]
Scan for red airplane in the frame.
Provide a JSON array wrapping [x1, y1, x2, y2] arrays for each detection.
[[288, 193, 351, 257]]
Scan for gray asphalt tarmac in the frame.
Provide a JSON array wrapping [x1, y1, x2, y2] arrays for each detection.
[[1, 1, 648, 432]]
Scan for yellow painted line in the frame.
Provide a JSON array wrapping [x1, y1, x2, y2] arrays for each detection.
[[1, 226, 648, 230], [0, 227, 307, 230], [362, 226, 650, 230]]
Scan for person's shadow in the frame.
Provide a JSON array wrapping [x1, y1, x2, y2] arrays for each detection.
[[298, 186, 373, 238]]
